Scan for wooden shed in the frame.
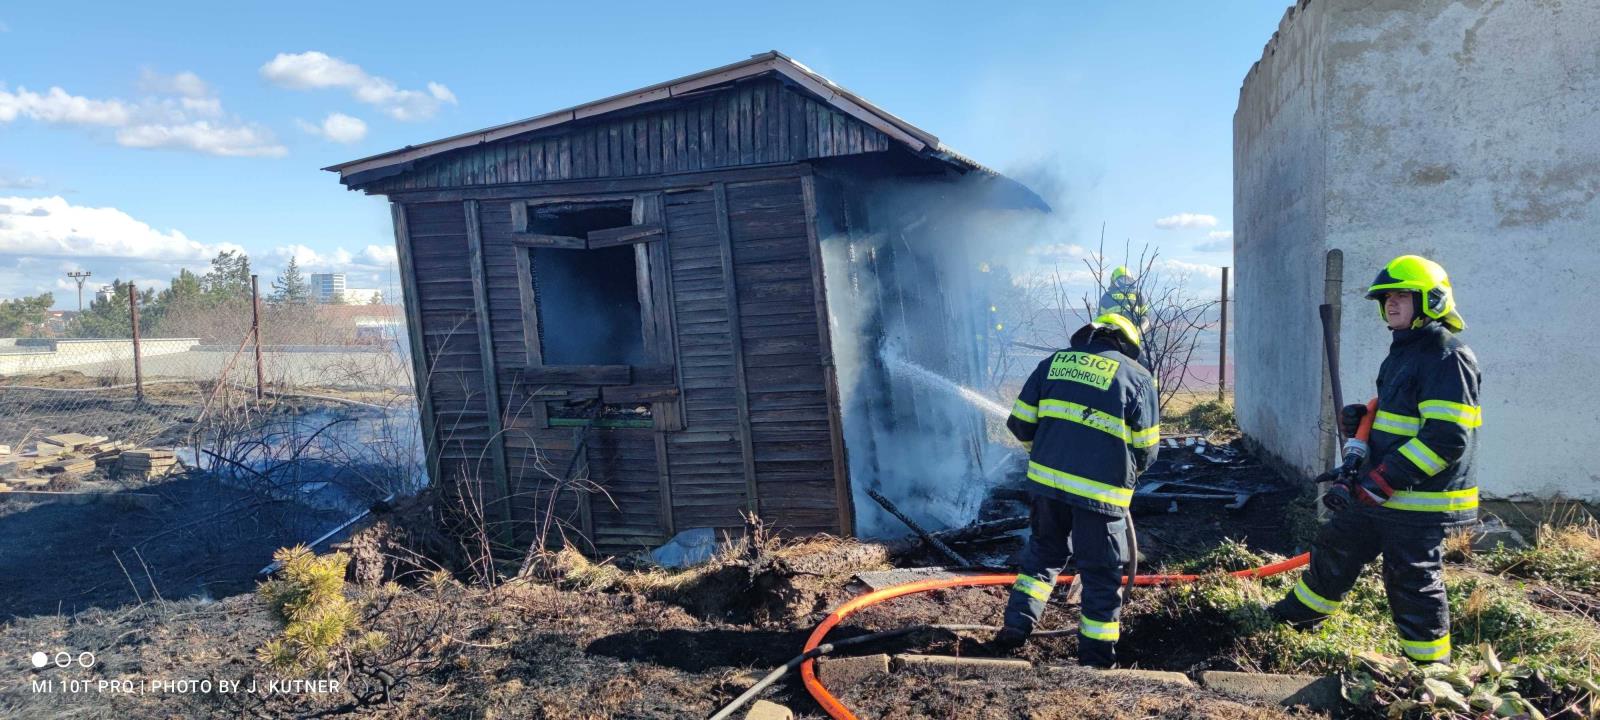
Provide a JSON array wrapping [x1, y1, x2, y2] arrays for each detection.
[[327, 51, 1043, 555]]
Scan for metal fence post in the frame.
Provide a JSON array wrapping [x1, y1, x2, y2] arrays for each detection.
[[251, 274, 264, 400], [129, 282, 143, 404], [1219, 266, 1229, 401]]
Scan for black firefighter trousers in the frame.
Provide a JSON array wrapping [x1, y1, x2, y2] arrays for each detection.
[[1003, 494, 1128, 667], [1272, 506, 1453, 663]]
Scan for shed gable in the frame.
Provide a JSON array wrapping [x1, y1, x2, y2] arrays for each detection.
[[354, 78, 891, 195]]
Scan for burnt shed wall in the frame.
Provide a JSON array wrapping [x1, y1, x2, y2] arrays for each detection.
[[395, 171, 846, 555]]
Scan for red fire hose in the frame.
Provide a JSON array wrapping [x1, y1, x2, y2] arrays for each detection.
[[798, 552, 1312, 720]]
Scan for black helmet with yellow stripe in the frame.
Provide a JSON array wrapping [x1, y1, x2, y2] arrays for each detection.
[[1366, 255, 1465, 332]]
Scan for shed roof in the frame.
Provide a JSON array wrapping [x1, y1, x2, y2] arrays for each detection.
[[324, 51, 1000, 184]]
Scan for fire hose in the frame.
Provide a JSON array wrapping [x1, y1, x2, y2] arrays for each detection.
[[710, 551, 1311, 720]]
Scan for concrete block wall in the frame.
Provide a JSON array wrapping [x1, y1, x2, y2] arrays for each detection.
[[1236, 0, 1600, 502]]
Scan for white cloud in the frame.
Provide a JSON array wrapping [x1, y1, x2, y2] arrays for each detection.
[[117, 122, 286, 158], [296, 112, 368, 143], [261, 51, 457, 121], [273, 243, 352, 268], [138, 69, 209, 99], [1154, 212, 1219, 230], [361, 244, 398, 266], [1155, 257, 1225, 281], [0, 85, 132, 126], [0, 195, 242, 263], [0, 175, 44, 189], [1207, 230, 1233, 240], [0, 77, 285, 158]]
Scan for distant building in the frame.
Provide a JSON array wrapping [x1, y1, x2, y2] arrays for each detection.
[[94, 287, 116, 304], [309, 273, 346, 303]]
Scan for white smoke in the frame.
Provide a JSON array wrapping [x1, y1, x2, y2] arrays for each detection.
[[820, 177, 1052, 539]]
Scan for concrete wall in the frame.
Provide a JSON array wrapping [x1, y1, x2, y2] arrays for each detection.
[[1234, 0, 1334, 479], [1236, 0, 1600, 501], [0, 338, 198, 375]]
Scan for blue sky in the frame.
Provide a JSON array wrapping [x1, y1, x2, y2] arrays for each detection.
[[0, 1, 1289, 310]]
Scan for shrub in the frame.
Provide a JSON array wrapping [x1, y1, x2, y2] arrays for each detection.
[[1182, 399, 1236, 434], [256, 545, 364, 673]]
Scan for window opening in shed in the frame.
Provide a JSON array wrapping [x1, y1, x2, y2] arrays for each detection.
[[527, 200, 647, 366]]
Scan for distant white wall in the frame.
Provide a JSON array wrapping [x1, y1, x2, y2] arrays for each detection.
[[0, 338, 198, 375], [1236, 0, 1600, 501]]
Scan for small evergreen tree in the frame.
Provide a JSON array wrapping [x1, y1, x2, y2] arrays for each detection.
[[269, 257, 312, 305], [202, 250, 252, 304]]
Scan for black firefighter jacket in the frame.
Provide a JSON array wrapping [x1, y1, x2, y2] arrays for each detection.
[[1363, 323, 1482, 527], [1006, 326, 1161, 517]]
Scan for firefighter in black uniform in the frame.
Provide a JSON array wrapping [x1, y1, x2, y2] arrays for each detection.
[[1271, 255, 1482, 665], [993, 311, 1160, 667]]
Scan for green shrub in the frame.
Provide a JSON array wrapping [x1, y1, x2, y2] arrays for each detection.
[[256, 545, 365, 673], [1182, 399, 1236, 433]]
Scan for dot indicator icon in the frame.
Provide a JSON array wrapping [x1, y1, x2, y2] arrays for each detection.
[[30, 652, 48, 669]]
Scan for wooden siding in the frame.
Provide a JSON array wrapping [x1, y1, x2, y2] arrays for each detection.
[[361, 79, 890, 195], [401, 167, 846, 555], [403, 203, 497, 503], [661, 186, 749, 529], [726, 179, 838, 535]]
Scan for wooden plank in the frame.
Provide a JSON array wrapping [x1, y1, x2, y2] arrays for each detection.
[[801, 174, 852, 536], [510, 232, 586, 249], [387, 165, 807, 204], [521, 365, 631, 384], [394, 203, 443, 492], [587, 223, 664, 248], [464, 199, 513, 539], [514, 244, 543, 368], [714, 182, 759, 516]]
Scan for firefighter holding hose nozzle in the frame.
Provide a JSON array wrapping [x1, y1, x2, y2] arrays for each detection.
[[1270, 255, 1482, 665], [994, 301, 1160, 668]]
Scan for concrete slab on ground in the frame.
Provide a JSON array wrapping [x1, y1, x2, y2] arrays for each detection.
[[893, 654, 1034, 679], [745, 699, 793, 720], [1095, 668, 1194, 686], [1199, 671, 1342, 711], [852, 567, 991, 591], [816, 653, 890, 687]]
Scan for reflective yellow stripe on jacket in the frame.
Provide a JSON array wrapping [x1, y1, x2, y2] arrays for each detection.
[[1038, 399, 1127, 440], [1383, 487, 1479, 513], [1130, 426, 1160, 448], [1419, 399, 1482, 428], [1372, 411, 1421, 437], [1012, 399, 1039, 424], [1398, 438, 1448, 476], [1026, 461, 1134, 508]]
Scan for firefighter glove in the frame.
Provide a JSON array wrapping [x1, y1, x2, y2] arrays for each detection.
[[1340, 403, 1368, 438]]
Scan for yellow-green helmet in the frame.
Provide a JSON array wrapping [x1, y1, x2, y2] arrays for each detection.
[[1365, 255, 1465, 331], [1090, 312, 1142, 349]]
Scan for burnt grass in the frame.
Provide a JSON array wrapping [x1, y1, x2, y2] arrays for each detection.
[[0, 440, 1327, 719]]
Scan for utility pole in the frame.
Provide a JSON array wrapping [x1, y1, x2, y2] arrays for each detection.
[[129, 282, 143, 404], [250, 274, 264, 400], [66, 271, 92, 312]]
